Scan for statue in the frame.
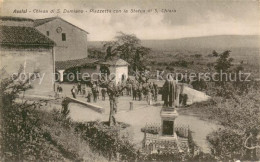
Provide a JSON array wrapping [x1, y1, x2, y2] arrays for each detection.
[[162, 75, 178, 108]]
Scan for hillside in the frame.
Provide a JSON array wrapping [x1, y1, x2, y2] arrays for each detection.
[[89, 35, 260, 50], [141, 35, 259, 51], [88, 35, 260, 65]]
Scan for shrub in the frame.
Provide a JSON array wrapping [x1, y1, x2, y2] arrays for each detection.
[[74, 121, 139, 161]]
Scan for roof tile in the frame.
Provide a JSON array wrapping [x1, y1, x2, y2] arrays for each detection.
[[0, 26, 55, 45]]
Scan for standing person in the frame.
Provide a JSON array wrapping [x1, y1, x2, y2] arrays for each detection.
[[101, 88, 106, 101], [153, 82, 158, 102], [96, 83, 100, 99], [87, 90, 92, 102], [132, 84, 137, 100], [147, 89, 153, 105], [92, 84, 97, 102], [59, 85, 63, 93], [56, 85, 60, 93], [138, 84, 142, 101], [57, 85, 63, 98], [151, 85, 155, 101], [55, 85, 60, 98], [82, 87, 86, 97], [143, 83, 148, 101], [77, 82, 82, 95], [71, 86, 76, 98]]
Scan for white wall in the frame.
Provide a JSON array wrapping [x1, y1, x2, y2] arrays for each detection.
[[36, 18, 88, 61], [0, 46, 54, 96], [115, 66, 128, 84]]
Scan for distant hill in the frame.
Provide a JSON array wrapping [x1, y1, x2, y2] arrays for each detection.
[[140, 35, 260, 51], [89, 35, 260, 51], [88, 35, 260, 65]]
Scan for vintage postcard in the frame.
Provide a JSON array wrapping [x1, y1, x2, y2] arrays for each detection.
[[0, 0, 259, 161]]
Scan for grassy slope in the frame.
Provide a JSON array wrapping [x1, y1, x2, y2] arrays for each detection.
[[37, 104, 108, 162]]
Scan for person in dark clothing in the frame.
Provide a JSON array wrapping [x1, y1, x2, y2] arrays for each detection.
[[56, 85, 60, 93], [153, 82, 158, 102], [59, 86, 63, 93], [92, 85, 98, 102], [87, 91, 92, 102], [101, 88, 106, 101], [71, 86, 76, 98], [138, 85, 142, 101], [179, 84, 188, 106], [127, 83, 132, 96], [96, 85, 100, 99], [132, 84, 137, 100], [77, 83, 82, 95]]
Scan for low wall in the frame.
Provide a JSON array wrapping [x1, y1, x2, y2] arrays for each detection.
[[65, 97, 104, 113]]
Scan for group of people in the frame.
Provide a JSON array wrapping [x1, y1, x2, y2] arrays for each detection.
[[59, 76, 188, 108], [70, 82, 107, 103], [117, 78, 159, 105], [68, 78, 159, 106]]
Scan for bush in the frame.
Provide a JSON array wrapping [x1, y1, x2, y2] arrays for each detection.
[[74, 121, 139, 161], [0, 69, 65, 161], [207, 129, 246, 160]]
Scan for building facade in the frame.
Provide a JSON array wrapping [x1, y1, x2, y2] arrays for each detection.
[[34, 17, 89, 61], [99, 58, 129, 84], [0, 17, 55, 96]]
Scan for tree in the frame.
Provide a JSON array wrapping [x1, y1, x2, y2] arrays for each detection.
[[0, 66, 54, 161], [214, 50, 233, 73], [88, 47, 106, 60], [103, 32, 151, 72], [98, 77, 126, 126], [212, 50, 218, 57]]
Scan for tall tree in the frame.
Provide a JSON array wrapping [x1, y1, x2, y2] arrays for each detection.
[[214, 50, 233, 73], [98, 77, 126, 126], [103, 32, 151, 72]]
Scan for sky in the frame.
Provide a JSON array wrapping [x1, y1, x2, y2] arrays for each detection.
[[1, 0, 260, 41]]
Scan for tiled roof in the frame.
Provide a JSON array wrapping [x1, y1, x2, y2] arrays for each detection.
[[0, 16, 34, 22], [34, 17, 89, 34], [55, 58, 98, 70], [100, 58, 129, 66], [34, 17, 57, 27], [0, 26, 55, 46]]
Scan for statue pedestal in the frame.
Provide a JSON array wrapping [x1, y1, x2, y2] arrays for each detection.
[[160, 107, 178, 137]]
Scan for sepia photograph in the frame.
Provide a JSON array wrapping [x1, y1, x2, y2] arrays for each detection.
[[0, 0, 259, 161]]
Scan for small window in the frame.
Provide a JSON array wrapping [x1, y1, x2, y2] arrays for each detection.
[[46, 31, 49, 36], [62, 33, 66, 41]]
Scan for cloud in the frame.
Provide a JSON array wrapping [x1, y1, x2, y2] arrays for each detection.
[[1, 0, 259, 41]]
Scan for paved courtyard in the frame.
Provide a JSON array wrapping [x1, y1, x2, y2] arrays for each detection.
[[57, 83, 219, 153], [56, 82, 163, 114]]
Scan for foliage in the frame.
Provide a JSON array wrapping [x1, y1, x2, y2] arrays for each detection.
[[212, 50, 218, 57], [206, 88, 260, 160], [0, 68, 108, 161], [190, 77, 207, 91], [74, 121, 139, 161], [88, 47, 106, 60], [0, 67, 65, 161], [99, 78, 127, 126], [214, 50, 233, 73], [207, 129, 246, 160], [103, 32, 151, 71]]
